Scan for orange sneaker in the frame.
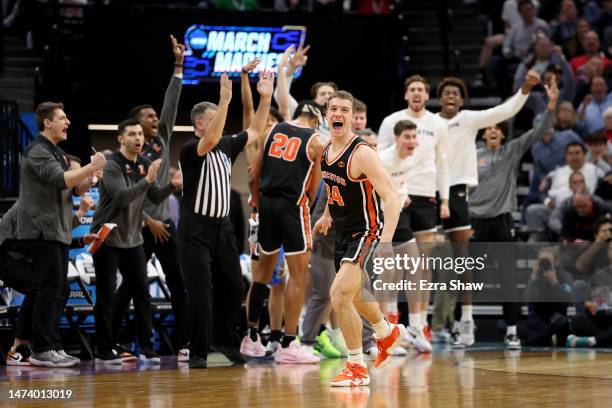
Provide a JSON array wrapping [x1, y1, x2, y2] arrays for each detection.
[[374, 324, 407, 368], [330, 362, 370, 387], [385, 311, 400, 325], [423, 325, 432, 342]]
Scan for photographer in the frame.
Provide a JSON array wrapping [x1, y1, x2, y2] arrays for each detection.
[[521, 248, 573, 346]]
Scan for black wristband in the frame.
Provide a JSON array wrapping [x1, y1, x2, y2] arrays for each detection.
[[241, 68, 249, 74], [174, 63, 183, 67]]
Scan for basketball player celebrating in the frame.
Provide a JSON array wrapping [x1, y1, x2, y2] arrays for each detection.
[[378, 75, 450, 352], [244, 100, 325, 363], [434, 70, 538, 348], [314, 91, 405, 387]]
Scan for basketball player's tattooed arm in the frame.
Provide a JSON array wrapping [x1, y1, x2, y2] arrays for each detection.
[[352, 145, 400, 242], [277, 45, 294, 121], [245, 70, 274, 147], [307, 135, 324, 204], [240, 57, 261, 130], [197, 74, 232, 156]]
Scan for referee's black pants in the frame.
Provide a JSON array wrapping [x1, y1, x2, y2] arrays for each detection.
[[113, 220, 188, 350], [93, 244, 154, 353], [178, 214, 244, 360], [471, 213, 521, 326], [20, 240, 68, 353]]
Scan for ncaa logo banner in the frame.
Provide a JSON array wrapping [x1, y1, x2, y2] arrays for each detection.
[[183, 24, 307, 85]]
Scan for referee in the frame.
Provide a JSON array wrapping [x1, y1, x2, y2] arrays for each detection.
[[179, 71, 273, 368]]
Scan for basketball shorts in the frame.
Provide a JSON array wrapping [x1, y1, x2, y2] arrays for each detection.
[[258, 194, 312, 255]]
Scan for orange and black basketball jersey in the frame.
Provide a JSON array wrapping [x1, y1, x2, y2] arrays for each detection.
[[260, 122, 316, 205], [321, 135, 383, 235]]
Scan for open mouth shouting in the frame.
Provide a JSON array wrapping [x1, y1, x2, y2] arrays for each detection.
[[331, 120, 344, 132]]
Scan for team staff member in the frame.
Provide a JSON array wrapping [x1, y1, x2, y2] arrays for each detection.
[[179, 71, 273, 369], [91, 118, 182, 364], [113, 35, 188, 361], [17, 101, 106, 367]]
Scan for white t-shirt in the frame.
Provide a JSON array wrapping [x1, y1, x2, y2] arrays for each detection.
[[437, 89, 529, 187], [378, 109, 449, 199], [547, 163, 603, 204], [378, 145, 413, 207]]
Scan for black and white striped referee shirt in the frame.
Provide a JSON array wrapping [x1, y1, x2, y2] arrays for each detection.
[[179, 131, 248, 219]]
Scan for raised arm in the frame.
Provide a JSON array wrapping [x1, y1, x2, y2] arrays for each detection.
[[352, 145, 400, 242], [240, 57, 260, 130], [277, 45, 295, 121], [157, 35, 185, 145], [273, 44, 308, 115], [245, 70, 274, 147], [472, 70, 539, 129], [197, 74, 232, 156]]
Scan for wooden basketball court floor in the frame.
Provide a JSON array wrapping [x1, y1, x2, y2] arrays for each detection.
[[2, 345, 612, 407]]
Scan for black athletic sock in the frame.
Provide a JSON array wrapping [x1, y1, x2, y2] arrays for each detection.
[[248, 282, 268, 328], [318, 324, 326, 335], [248, 326, 259, 342], [281, 334, 296, 348], [269, 330, 282, 343]]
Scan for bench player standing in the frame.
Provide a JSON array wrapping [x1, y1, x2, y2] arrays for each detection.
[[244, 101, 325, 363]]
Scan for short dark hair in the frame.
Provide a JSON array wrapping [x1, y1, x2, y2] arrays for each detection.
[[118, 117, 141, 135], [393, 120, 417, 136], [269, 107, 284, 123], [565, 141, 587, 154], [35, 101, 64, 131], [404, 75, 430, 93], [436, 77, 468, 99], [128, 104, 154, 120], [328, 90, 355, 111], [354, 99, 367, 113], [593, 215, 612, 234], [310, 82, 338, 99], [545, 63, 562, 76], [518, 0, 534, 11], [293, 100, 324, 123], [586, 131, 606, 145], [492, 121, 509, 138]]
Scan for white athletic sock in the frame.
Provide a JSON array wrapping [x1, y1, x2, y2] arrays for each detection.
[[587, 337, 597, 347], [409, 313, 421, 329], [506, 325, 517, 336], [461, 305, 473, 322], [372, 318, 392, 338], [348, 347, 366, 367], [420, 310, 428, 328]]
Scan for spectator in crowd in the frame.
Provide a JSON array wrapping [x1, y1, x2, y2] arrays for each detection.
[[604, 106, 612, 142], [567, 299, 612, 348], [590, 0, 612, 47], [577, 76, 612, 135], [525, 116, 583, 208], [548, 170, 592, 235], [550, 0, 579, 59], [556, 101, 579, 131], [473, 0, 541, 87], [559, 190, 611, 242], [595, 167, 612, 203], [575, 216, 612, 276], [502, 0, 550, 61], [526, 141, 604, 241], [569, 31, 612, 77], [514, 42, 576, 115], [574, 56, 607, 108], [586, 132, 611, 172]]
